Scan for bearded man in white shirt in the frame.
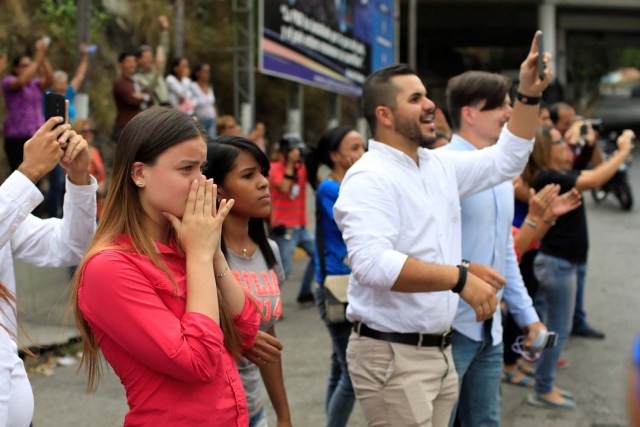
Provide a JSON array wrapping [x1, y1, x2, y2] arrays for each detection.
[[333, 32, 552, 426], [1, 114, 97, 333]]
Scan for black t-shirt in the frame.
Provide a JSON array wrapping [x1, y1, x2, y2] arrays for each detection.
[[533, 169, 588, 263]]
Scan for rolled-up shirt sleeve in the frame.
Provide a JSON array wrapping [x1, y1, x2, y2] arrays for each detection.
[[79, 251, 226, 384], [234, 294, 260, 351], [334, 169, 408, 291], [11, 175, 97, 267]]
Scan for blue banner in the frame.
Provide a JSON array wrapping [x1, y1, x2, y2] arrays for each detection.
[[260, 0, 395, 97]]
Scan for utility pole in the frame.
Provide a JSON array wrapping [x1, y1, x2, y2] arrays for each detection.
[[408, 0, 417, 70], [232, 0, 255, 135], [75, 0, 91, 119], [174, 0, 185, 58], [76, 0, 90, 48]]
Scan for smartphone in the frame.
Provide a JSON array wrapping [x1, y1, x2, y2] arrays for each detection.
[[580, 123, 589, 137], [537, 32, 545, 81], [44, 92, 66, 129], [544, 331, 558, 349], [86, 44, 97, 55], [41, 36, 51, 48]]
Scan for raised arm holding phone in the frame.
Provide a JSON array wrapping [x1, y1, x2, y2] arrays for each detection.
[[0, 103, 97, 426]]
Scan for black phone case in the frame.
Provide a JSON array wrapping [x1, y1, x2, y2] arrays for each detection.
[[44, 92, 66, 128]]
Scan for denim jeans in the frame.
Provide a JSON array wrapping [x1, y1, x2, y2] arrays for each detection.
[[248, 406, 268, 427], [533, 252, 579, 394], [313, 285, 355, 427], [273, 226, 315, 298], [44, 164, 65, 218], [198, 117, 217, 140], [449, 329, 503, 427], [572, 261, 588, 331]]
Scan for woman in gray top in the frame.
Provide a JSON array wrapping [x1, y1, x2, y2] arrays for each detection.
[[206, 136, 292, 427]]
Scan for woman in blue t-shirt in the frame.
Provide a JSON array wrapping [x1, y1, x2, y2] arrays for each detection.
[[308, 126, 365, 427]]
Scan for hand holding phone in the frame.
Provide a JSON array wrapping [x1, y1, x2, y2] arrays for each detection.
[[537, 32, 545, 81]]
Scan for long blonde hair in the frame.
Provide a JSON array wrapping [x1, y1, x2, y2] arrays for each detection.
[[70, 108, 243, 391]]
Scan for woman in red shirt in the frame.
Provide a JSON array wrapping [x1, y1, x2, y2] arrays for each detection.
[[70, 107, 260, 426]]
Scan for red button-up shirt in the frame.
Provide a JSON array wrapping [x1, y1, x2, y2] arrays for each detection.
[[78, 237, 260, 426]]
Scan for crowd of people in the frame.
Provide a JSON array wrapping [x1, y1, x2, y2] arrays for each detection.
[[0, 25, 638, 427]]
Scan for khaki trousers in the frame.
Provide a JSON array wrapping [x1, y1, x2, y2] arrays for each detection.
[[346, 332, 458, 427]]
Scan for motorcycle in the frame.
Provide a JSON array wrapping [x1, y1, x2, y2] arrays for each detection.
[[591, 132, 633, 211]]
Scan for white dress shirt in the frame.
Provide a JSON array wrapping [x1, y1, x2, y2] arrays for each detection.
[[0, 170, 97, 333], [444, 135, 539, 344], [0, 327, 33, 427], [334, 126, 533, 334]]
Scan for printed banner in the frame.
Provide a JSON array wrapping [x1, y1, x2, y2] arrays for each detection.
[[260, 0, 395, 97]]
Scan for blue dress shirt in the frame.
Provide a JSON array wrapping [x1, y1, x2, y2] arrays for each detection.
[[443, 135, 539, 345]]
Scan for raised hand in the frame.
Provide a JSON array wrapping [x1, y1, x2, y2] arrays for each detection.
[[158, 15, 170, 30], [548, 188, 581, 218], [518, 31, 553, 97], [17, 117, 70, 183], [60, 130, 90, 185], [528, 183, 560, 219], [0, 53, 7, 74], [617, 129, 635, 155]]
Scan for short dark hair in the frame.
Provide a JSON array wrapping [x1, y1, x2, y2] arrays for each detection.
[[170, 57, 187, 77], [362, 63, 416, 135], [190, 63, 209, 81], [446, 71, 511, 131], [118, 51, 137, 63], [548, 102, 573, 125]]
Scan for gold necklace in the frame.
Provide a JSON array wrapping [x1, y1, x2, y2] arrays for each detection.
[[241, 248, 249, 258]]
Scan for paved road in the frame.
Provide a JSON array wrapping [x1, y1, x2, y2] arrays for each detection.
[[24, 153, 640, 427]]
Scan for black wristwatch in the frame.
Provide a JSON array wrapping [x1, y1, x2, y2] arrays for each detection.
[[452, 264, 468, 294]]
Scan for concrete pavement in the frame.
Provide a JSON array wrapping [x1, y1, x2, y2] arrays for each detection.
[[19, 160, 640, 426]]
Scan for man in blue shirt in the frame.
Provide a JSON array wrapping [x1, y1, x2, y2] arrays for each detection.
[[443, 71, 548, 426]]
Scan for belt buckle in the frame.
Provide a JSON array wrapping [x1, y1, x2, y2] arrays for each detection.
[[416, 333, 424, 349], [354, 322, 362, 336], [440, 330, 452, 350]]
